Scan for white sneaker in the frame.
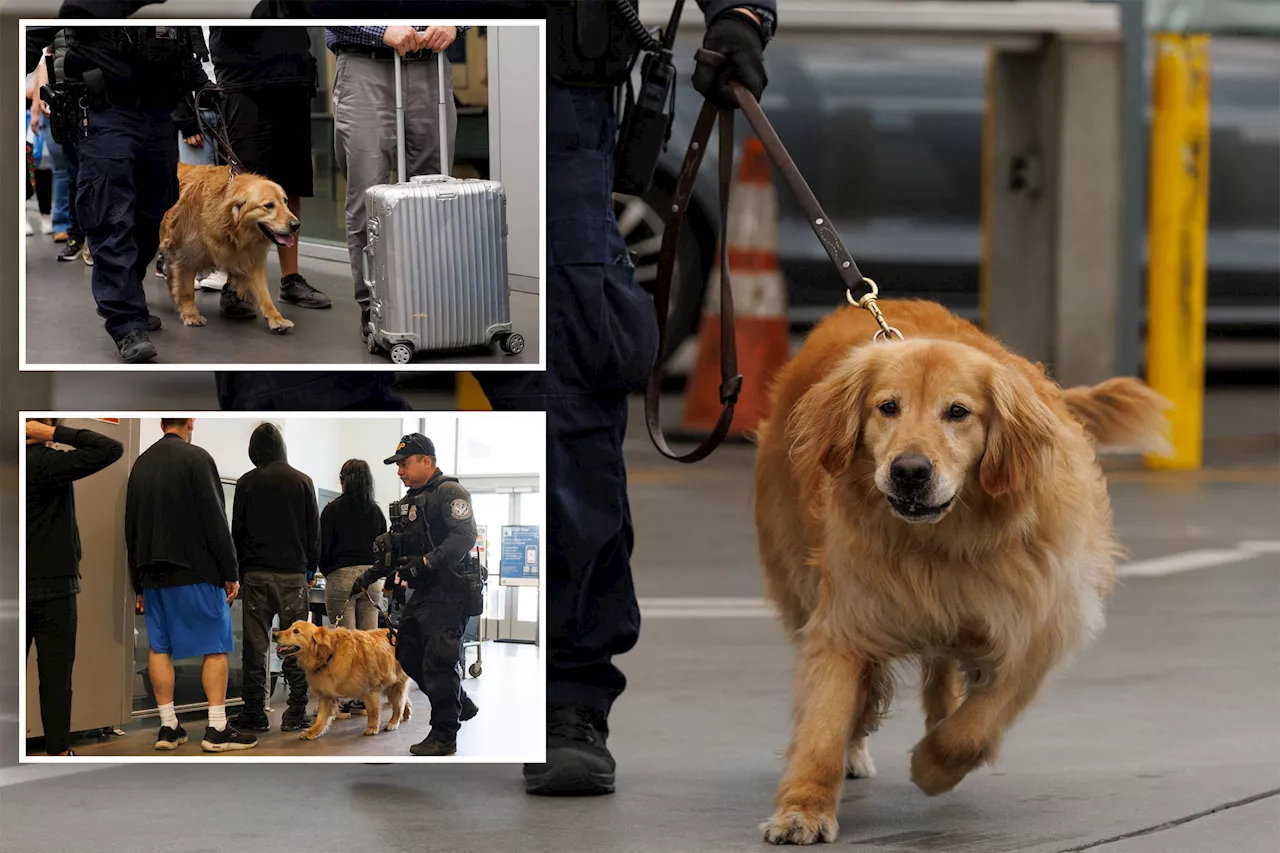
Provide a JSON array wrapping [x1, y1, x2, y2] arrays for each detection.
[[24, 217, 33, 236], [197, 270, 227, 291], [40, 214, 53, 235]]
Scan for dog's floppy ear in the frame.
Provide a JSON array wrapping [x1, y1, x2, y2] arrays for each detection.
[[224, 180, 250, 226], [979, 364, 1060, 497], [311, 625, 333, 656], [788, 348, 880, 483]]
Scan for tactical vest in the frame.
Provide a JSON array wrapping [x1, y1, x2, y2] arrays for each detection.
[[546, 0, 642, 88]]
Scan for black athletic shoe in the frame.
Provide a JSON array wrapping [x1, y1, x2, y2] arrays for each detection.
[[220, 286, 256, 319], [337, 699, 366, 719], [154, 256, 167, 279], [360, 309, 372, 343], [200, 725, 258, 753], [460, 694, 479, 722], [409, 732, 457, 757], [115, 329, 157, 363], [57, 239, 83, 262], [524, 706, 616, 796], [279, 710, 312, 732], [228, 711, 271, 732], [146, 314, 162, 332], [154, 724, 188, 751], [279, 273, 331, 309]]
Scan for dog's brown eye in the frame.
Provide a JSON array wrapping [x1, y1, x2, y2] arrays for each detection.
[[264, 202, 275, 210], [878, 401, 898, 416], [948, 404, 970, 420]]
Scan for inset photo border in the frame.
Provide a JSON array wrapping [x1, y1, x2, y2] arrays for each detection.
[[19, 18, 545, 372], [19, 411, 546, 764]]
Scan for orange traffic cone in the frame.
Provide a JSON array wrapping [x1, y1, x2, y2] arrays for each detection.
[[679, 134, 790, 440]]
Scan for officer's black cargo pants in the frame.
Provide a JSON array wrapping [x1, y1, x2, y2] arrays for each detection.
[[396, 590, 471, 740]]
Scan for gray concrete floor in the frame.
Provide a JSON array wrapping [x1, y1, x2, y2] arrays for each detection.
[[3, 392, 1278, 851], [22, 229, 540, 367]]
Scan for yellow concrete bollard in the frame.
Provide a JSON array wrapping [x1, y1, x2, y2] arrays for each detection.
[[455, 372, 492, 411], [1145, 33, 1211, 470]]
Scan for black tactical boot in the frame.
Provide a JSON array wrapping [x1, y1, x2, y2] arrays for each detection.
[[409, 731, 457, 757], [523, 706, 616, 796]]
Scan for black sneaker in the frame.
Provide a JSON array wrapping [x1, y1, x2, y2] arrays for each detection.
[[154, 256, 167, 279], [115, 329, 157, 363], [279, 709, 313, 732], [337, 699, 366, 719], [154, 724, 188, 751], [200, 725, 258, 753], [229, 711, 271, 732], [57, 239, 83, 262], [220, 286, 257, 319], [409, 732, 457, 757], [279, 273, 331, 309], [524, 706, 616, 796], [360, 309, 372, 343], [146, 314, 162, 332], [460, 694, 479, 722]]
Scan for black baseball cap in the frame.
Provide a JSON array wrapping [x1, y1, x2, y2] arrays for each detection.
[[384, 433, 436, 464]]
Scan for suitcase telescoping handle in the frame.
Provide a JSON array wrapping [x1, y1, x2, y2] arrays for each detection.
[[393, 40, 450, 184]]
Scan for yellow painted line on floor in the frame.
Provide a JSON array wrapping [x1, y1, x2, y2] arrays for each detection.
[[627, 469, 691, 486]]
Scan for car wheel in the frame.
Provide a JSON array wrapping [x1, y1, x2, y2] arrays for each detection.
[[613, 182, 712, 363]]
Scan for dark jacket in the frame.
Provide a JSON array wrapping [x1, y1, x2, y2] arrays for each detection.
[[26, 426, 124, 600], [231, 425, 321, 579], [320, 493, 388, 573], [208, 26, 316, 91], [125, 433, 238, 594], [356, 469, 477, 597]]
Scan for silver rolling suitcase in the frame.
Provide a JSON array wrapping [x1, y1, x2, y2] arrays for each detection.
[[363, 50, 523, 364]]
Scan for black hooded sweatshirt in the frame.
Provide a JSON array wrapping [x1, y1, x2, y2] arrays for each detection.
[[231, 424, 321, 580]]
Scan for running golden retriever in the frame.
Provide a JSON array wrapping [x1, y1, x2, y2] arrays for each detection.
[[272, 620, 412, 740], [753, 299, 1170, 845], [159, 162, 298, 332]]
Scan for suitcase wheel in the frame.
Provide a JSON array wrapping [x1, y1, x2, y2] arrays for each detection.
[[366, 333, 381, 355], [389, 344, 414, 364], [468, 663, 482, 678], [499, 333, 525, 356]]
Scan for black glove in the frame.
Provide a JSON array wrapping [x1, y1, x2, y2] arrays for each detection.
[[692, 12, 768, 111], [372, 532, 392, 554], [394, 554, 425, 578], [348, 579, 366, 599]]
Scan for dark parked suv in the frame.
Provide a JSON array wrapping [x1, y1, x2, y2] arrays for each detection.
[[615, 33, 1280, 364]]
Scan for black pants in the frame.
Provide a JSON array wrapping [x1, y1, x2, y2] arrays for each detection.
[[240, 571, 309, 715], [26, 595, 78, 754], [396, 593, 470, 739]]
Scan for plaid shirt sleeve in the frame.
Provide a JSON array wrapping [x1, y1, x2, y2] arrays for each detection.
[[325, 25, 470, 52]]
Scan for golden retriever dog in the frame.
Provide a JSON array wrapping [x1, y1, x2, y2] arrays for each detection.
[[158, 162, 298, 332], [753, 299, 1170, 845], [272, 620, 412, 740]]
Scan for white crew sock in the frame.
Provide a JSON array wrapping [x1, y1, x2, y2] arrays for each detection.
[[208, 705, 227, 732], [158, 703, 178, 730]]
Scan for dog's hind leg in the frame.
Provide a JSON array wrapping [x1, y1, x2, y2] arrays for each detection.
[[383, 680, 408, 732], [300, 696, 337, 741], [846, 663, 889, 779], [361, 692, 383, 736], [921, 656, 964, 732], [168, 258, 206, 327], [236, 267, 293, 333]]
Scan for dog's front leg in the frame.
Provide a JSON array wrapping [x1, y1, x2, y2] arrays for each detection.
[[761, 626, 864, 846], [238, 268, 294, 333], [300, 697, 337, 740], [910, 640, 1055, 795], [361, 693, 383, 736]]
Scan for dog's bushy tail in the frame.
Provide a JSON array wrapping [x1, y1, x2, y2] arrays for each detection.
[[1062, 377, 1173, 456]]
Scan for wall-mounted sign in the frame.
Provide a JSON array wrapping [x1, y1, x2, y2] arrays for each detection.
[[499, 525, 539, 587]]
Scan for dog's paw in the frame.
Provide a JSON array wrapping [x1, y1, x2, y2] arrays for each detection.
[[845, 740, 877, 779], [268, 316, 294, 333], [382, 721, 399, 732], [363, 728, 380, 737], [299, 731, 319, 741], [181, 313, 207, 327], [910, 733, 979, 796], [760, 808, 838, 846]]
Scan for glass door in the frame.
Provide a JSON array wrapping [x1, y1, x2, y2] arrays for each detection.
[[461, 477, 541, 645]]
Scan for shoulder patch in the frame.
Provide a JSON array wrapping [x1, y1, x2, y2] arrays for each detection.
[[449, 498, 472, 521]]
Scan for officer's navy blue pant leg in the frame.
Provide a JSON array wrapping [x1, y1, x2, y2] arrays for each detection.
[[398, 598, 465, 739], [75, 106, 173, 340], [476, 82, 659, 717], [213, 372, 410, 411]]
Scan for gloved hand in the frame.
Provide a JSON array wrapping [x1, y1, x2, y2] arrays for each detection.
[[692, 11, 768, 111], [348, 579, 366, 599], [394, 554, 426, 579], [372, 532, 392, 554]]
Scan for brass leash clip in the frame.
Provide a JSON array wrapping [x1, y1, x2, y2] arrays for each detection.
[[845, 277, 904, 342]]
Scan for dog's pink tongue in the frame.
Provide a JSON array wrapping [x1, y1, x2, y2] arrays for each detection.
[[283, 234, 298, 248]]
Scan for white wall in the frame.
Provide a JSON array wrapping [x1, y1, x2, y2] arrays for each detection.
[[490, 24, 542, 293], [139, 417, 281, 481]]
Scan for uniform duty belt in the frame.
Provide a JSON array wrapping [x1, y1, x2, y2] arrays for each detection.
[[645, 48, 900, 464]]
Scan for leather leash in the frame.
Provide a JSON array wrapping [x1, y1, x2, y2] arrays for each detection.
[[645, 48, 902, 464]]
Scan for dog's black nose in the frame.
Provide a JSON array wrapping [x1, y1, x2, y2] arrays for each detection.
[[890, 455, 933, 490], [288, 219, 300, 232]]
